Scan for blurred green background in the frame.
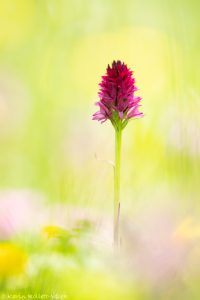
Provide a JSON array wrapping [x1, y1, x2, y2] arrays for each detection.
[[0, 0, 200, 213], [1, 1, 200, 299]]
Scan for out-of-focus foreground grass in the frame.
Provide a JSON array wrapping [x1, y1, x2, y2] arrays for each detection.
[[0, 0, 200, 299]]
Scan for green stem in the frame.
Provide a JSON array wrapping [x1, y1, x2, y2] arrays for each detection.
[[114, 127, 122, 248]]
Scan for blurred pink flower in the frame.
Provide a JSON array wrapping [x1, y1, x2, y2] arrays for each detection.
[[0, 189, 113, 251], [92, 60, 143, 124], [0, 190, 44, 239], [122, 206, 197, 287]]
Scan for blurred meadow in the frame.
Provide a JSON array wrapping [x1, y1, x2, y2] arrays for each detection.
[[0, 0, 200, 299]]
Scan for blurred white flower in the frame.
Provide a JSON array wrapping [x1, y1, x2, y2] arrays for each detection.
[[46, 204, 112, 245]]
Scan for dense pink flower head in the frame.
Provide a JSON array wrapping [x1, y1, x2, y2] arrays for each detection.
[[92, 60, 143, 128]]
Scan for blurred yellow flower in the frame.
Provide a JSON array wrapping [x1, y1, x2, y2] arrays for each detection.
[[174, 217, 200, 242], [42, 225, 67, 239], [0, 243, 27, 277]]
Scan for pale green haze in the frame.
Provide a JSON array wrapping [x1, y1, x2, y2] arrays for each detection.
[[0, 1, 200, 299]]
